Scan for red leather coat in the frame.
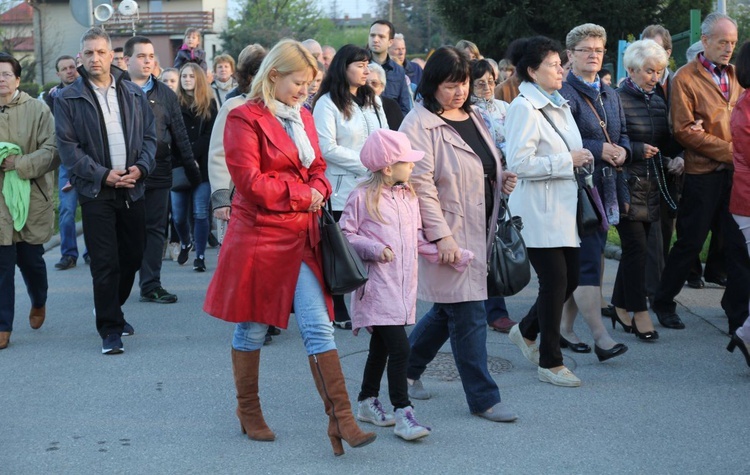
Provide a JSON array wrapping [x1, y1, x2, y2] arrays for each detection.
[[731, 91, 750, 217], [203, 100, 333, 326]]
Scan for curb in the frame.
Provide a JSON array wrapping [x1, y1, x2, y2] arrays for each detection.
[[43, 222, 83, 252], [604, 242, 622, 261]]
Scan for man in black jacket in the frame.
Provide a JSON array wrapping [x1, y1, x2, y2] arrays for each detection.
[[124, 36, 201, 304], [55, 27, 156, 354]]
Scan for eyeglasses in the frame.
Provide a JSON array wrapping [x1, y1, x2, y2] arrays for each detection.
[[572, 48, 607, 56], [369, 81, 383, 87], [474, 80, 496, 89], [0, 72, 16, 79]]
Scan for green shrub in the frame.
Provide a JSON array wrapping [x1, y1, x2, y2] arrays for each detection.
[[19, 82, 41, 97]]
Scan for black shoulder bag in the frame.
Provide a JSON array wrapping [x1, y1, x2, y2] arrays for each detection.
[[319, 202, 368, 294]]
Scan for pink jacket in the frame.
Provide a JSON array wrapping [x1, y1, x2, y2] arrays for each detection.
[[340, 184, 473, 331]]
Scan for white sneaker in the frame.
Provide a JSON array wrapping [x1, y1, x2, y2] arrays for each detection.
[[394, 406, 431, 441], [509, 324, 540, 366], [357, 397, 395, 427], [538, 366, 581, 387], [169, 242, 180, 262]]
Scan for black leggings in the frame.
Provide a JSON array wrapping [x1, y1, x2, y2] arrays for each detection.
[[519, 247, 580, 369], [358, 325, 411, 409]]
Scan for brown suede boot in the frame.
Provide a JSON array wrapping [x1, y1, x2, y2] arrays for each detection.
[[29, 305, 46, 330], [231, 348, 275, 441], [0, 331, 9, 349], [308, 349, 376, 455]]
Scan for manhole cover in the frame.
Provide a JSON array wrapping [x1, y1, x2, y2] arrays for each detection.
[[422, 352, 513, 381]]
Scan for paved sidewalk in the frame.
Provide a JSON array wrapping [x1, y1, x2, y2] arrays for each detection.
[[2, 235, 749, 474]]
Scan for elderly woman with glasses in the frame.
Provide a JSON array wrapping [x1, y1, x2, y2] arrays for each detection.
[[559, 23, 630, 357], [367, 62, 403, 130], [469, 59, 516, 334], [0, 53, 59, 349]]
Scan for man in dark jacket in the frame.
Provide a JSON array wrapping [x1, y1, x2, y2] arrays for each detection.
[[55, 27, 156, 355], [45, 55, 87, 271], [368, 20, 412, 116], [124, 36, 201, 305]]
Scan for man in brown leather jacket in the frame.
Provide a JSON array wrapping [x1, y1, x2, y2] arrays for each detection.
[[652, 12, 750, 333]]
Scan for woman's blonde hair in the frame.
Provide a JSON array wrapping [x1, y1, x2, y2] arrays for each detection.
[[178, 63, 214, 121], [358, 169, 415, 224], [250, 39, 318, 115]]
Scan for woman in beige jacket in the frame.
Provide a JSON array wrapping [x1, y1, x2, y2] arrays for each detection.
[[399, 46, 518, 422], [0, 53, 58, 349]]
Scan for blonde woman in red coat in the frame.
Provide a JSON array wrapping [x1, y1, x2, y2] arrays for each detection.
[[202, 39, 376, 455]]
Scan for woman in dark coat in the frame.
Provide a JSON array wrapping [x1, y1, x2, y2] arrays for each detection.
[[559, 23, 630, 355], [614, 39, 681, 341]]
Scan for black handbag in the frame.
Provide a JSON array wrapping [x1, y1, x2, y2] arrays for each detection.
[[171, 166, 191, 192], [319, 203, 368, 295], [487, 195, 531, 297], [577, 171, 603, 237]]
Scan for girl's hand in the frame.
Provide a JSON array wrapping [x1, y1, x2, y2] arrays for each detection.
[[381, 247, 394, 262], [437, 236, 461, 265]]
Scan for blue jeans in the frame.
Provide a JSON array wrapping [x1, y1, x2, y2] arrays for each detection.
[[58, 166, 86, 259], [0, 243, 48, 332], [485, 297, 509, 324], [232, 262, 335, 355], [407, 301, 501, 414], [171, 182, 210, 257]]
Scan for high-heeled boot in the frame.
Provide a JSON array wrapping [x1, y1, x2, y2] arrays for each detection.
[[231, 348, 275, 441], [308, 350, 377, 456]]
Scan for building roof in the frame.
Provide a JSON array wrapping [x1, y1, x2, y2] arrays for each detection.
[[0, 2, 33, 25]]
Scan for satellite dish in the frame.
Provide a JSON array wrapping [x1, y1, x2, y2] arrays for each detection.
[[118, 0, 139, 17], [93, 4, 114, 22], [70, 0, 113, 27]]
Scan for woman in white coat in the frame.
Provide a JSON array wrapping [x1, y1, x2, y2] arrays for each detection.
[[505, 37, 624, 388], [312, 44, 387, 328]]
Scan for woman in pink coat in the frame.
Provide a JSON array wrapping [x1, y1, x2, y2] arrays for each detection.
[[203, 40, 375, 456], [340, 129, 473, 441], [398, 46, 518, 422]]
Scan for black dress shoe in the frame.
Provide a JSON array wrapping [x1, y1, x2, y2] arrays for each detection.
[[594, 343, 628, 362], [655, 310, 685, 329], [601, 305, 616, 318], [686, 278, 705, 289], [54, 256, 76, 270], [559, 336, 592, 353], [706, 276, 728, 287]]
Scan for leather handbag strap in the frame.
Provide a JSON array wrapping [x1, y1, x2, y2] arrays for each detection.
[[581, 95, 612, 144], [538, 108, 571, 152]]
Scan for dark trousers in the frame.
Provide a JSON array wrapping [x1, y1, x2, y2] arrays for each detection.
[[485, 297, 509, 323], [721, 209, 750, 333], [687, 215, 725, 282], [358, 325, 412, 409], [0, 242, 47, 332], [139, 187, 170, 294], [519, 247, 579, 369], [81, 195, 146, 338], [654, 171, 747, 320], [612, 220, 651, 312]]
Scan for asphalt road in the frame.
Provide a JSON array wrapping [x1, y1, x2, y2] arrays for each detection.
[[2, 234, 749, 474]]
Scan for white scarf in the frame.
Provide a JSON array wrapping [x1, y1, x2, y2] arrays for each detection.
[[273, 100, 316, 168], [214, 78, 235, 91]]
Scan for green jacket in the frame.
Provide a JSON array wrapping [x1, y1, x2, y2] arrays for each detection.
[[0, 91, 58, 245]]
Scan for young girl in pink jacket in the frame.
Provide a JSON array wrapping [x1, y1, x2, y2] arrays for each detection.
[[340, 129, 473, 441]]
